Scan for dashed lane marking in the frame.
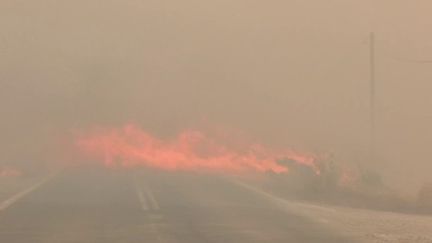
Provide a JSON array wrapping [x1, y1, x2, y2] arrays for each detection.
[[133, 176, 160, 211], [143, 184, 160, 211], [134, 178, 150, 211]]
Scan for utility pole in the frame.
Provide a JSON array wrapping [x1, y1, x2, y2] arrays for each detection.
[[369, 32, 376, 164]]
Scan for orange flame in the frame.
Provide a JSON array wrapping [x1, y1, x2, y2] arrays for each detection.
[[76, 124, 318, 174]]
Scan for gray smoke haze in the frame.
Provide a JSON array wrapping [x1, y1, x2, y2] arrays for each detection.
[[1, 0, 432, 192]]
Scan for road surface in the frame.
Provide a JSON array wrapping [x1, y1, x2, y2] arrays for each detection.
[[0, 168, 352, 242]]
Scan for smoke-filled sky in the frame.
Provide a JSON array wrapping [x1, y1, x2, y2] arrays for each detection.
[[1, 0, 432, 190]]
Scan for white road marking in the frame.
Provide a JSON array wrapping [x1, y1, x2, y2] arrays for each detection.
[[135, 184, 150, 211], [143, 184, 160, 211], [133, 176, 150, 211], [0, 172, 57, 211], [133, 176, 160, 211], [227, 177, 335, 225]]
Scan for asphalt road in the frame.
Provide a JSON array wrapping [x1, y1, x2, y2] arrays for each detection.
[[0, 168, 352, 243]]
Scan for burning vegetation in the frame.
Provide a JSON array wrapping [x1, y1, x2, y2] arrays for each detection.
[[75, 124, 317, 174], [74, 123, 432, 214]]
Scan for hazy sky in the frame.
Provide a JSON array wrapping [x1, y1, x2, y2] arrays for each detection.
[[1, 0, 432, 189]]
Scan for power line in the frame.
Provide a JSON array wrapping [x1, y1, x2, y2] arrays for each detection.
[[369, 32, 376, 165], [384, 55, 432, 64]]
